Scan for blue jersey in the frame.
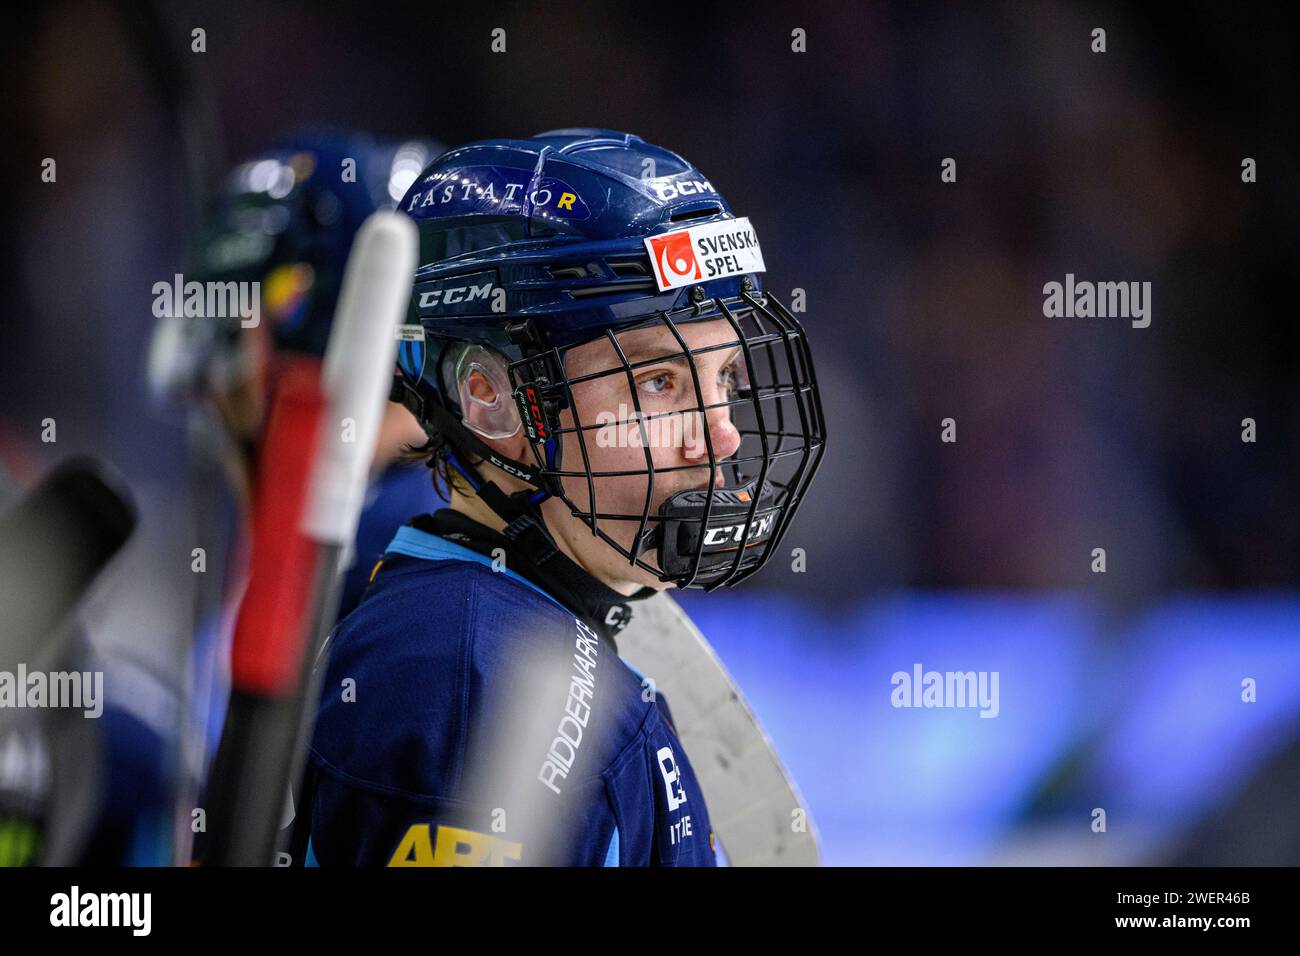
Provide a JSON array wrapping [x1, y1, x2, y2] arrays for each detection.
[[335, 459, 444, 621], [296, 516, 717, 866]]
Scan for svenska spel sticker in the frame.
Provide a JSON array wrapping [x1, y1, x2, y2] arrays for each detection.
[[643, 217, 766, 291]]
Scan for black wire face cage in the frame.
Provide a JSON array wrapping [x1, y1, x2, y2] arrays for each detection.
[[507, 289, 827, 589]]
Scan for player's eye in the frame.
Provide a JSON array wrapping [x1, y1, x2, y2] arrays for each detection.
[[718, 352, 749, 398], [637, 371, 673, 395]]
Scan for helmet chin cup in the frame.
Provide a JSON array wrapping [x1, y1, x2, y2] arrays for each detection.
[[653, 479, 780, 586]]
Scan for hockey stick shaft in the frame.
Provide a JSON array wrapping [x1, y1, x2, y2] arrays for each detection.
[[202, 361, 324, 865], [0, 457, 136, 726], [278, 211, 417, 859], [205, 212, 415, 865]]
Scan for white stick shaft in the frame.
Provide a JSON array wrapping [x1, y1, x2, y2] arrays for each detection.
[[303, 211, 417, 545], [618, 592, 821, 866]]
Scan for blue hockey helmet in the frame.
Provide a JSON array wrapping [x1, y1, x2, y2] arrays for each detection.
[[149, 130, 442, 403], [195, 129, 442, 354], [391, 129, 826, 589]]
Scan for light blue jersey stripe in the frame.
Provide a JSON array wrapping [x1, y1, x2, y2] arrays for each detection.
[[385, 525, 569, 614]]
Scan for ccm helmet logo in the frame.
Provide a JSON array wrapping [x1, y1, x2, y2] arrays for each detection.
[[520, 385, 548, 440], [703, 513, 775, 547], [417, 282, 494, 310], [650, 178, 715, 202], [647, 231, 701, 289]]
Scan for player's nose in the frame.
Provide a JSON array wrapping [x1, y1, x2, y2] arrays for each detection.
[[682, 403, 741, 465]]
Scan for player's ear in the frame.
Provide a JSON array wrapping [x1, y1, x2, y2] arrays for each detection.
[[452, 344, 525, 457]]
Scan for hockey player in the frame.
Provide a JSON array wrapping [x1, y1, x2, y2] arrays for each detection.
[[148, 130, 445, 755], [294, 130, 826, 866], [148, 132, 446, 865]]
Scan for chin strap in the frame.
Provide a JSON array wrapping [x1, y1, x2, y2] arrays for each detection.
[[440, 448, 548, 525], [391, 377, 668, 607], [391, 375, 551, 510], [391, 375, 571, 570]]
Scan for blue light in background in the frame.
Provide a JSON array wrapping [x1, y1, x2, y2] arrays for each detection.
[[674, 591, 1300, 865]]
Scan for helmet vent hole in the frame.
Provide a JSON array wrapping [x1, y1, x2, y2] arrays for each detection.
[[669, 204, 722, 222], [608, 261, 648, 277]]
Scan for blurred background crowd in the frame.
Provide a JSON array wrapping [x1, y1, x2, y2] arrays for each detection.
[[0, 1, 1295, 864]]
